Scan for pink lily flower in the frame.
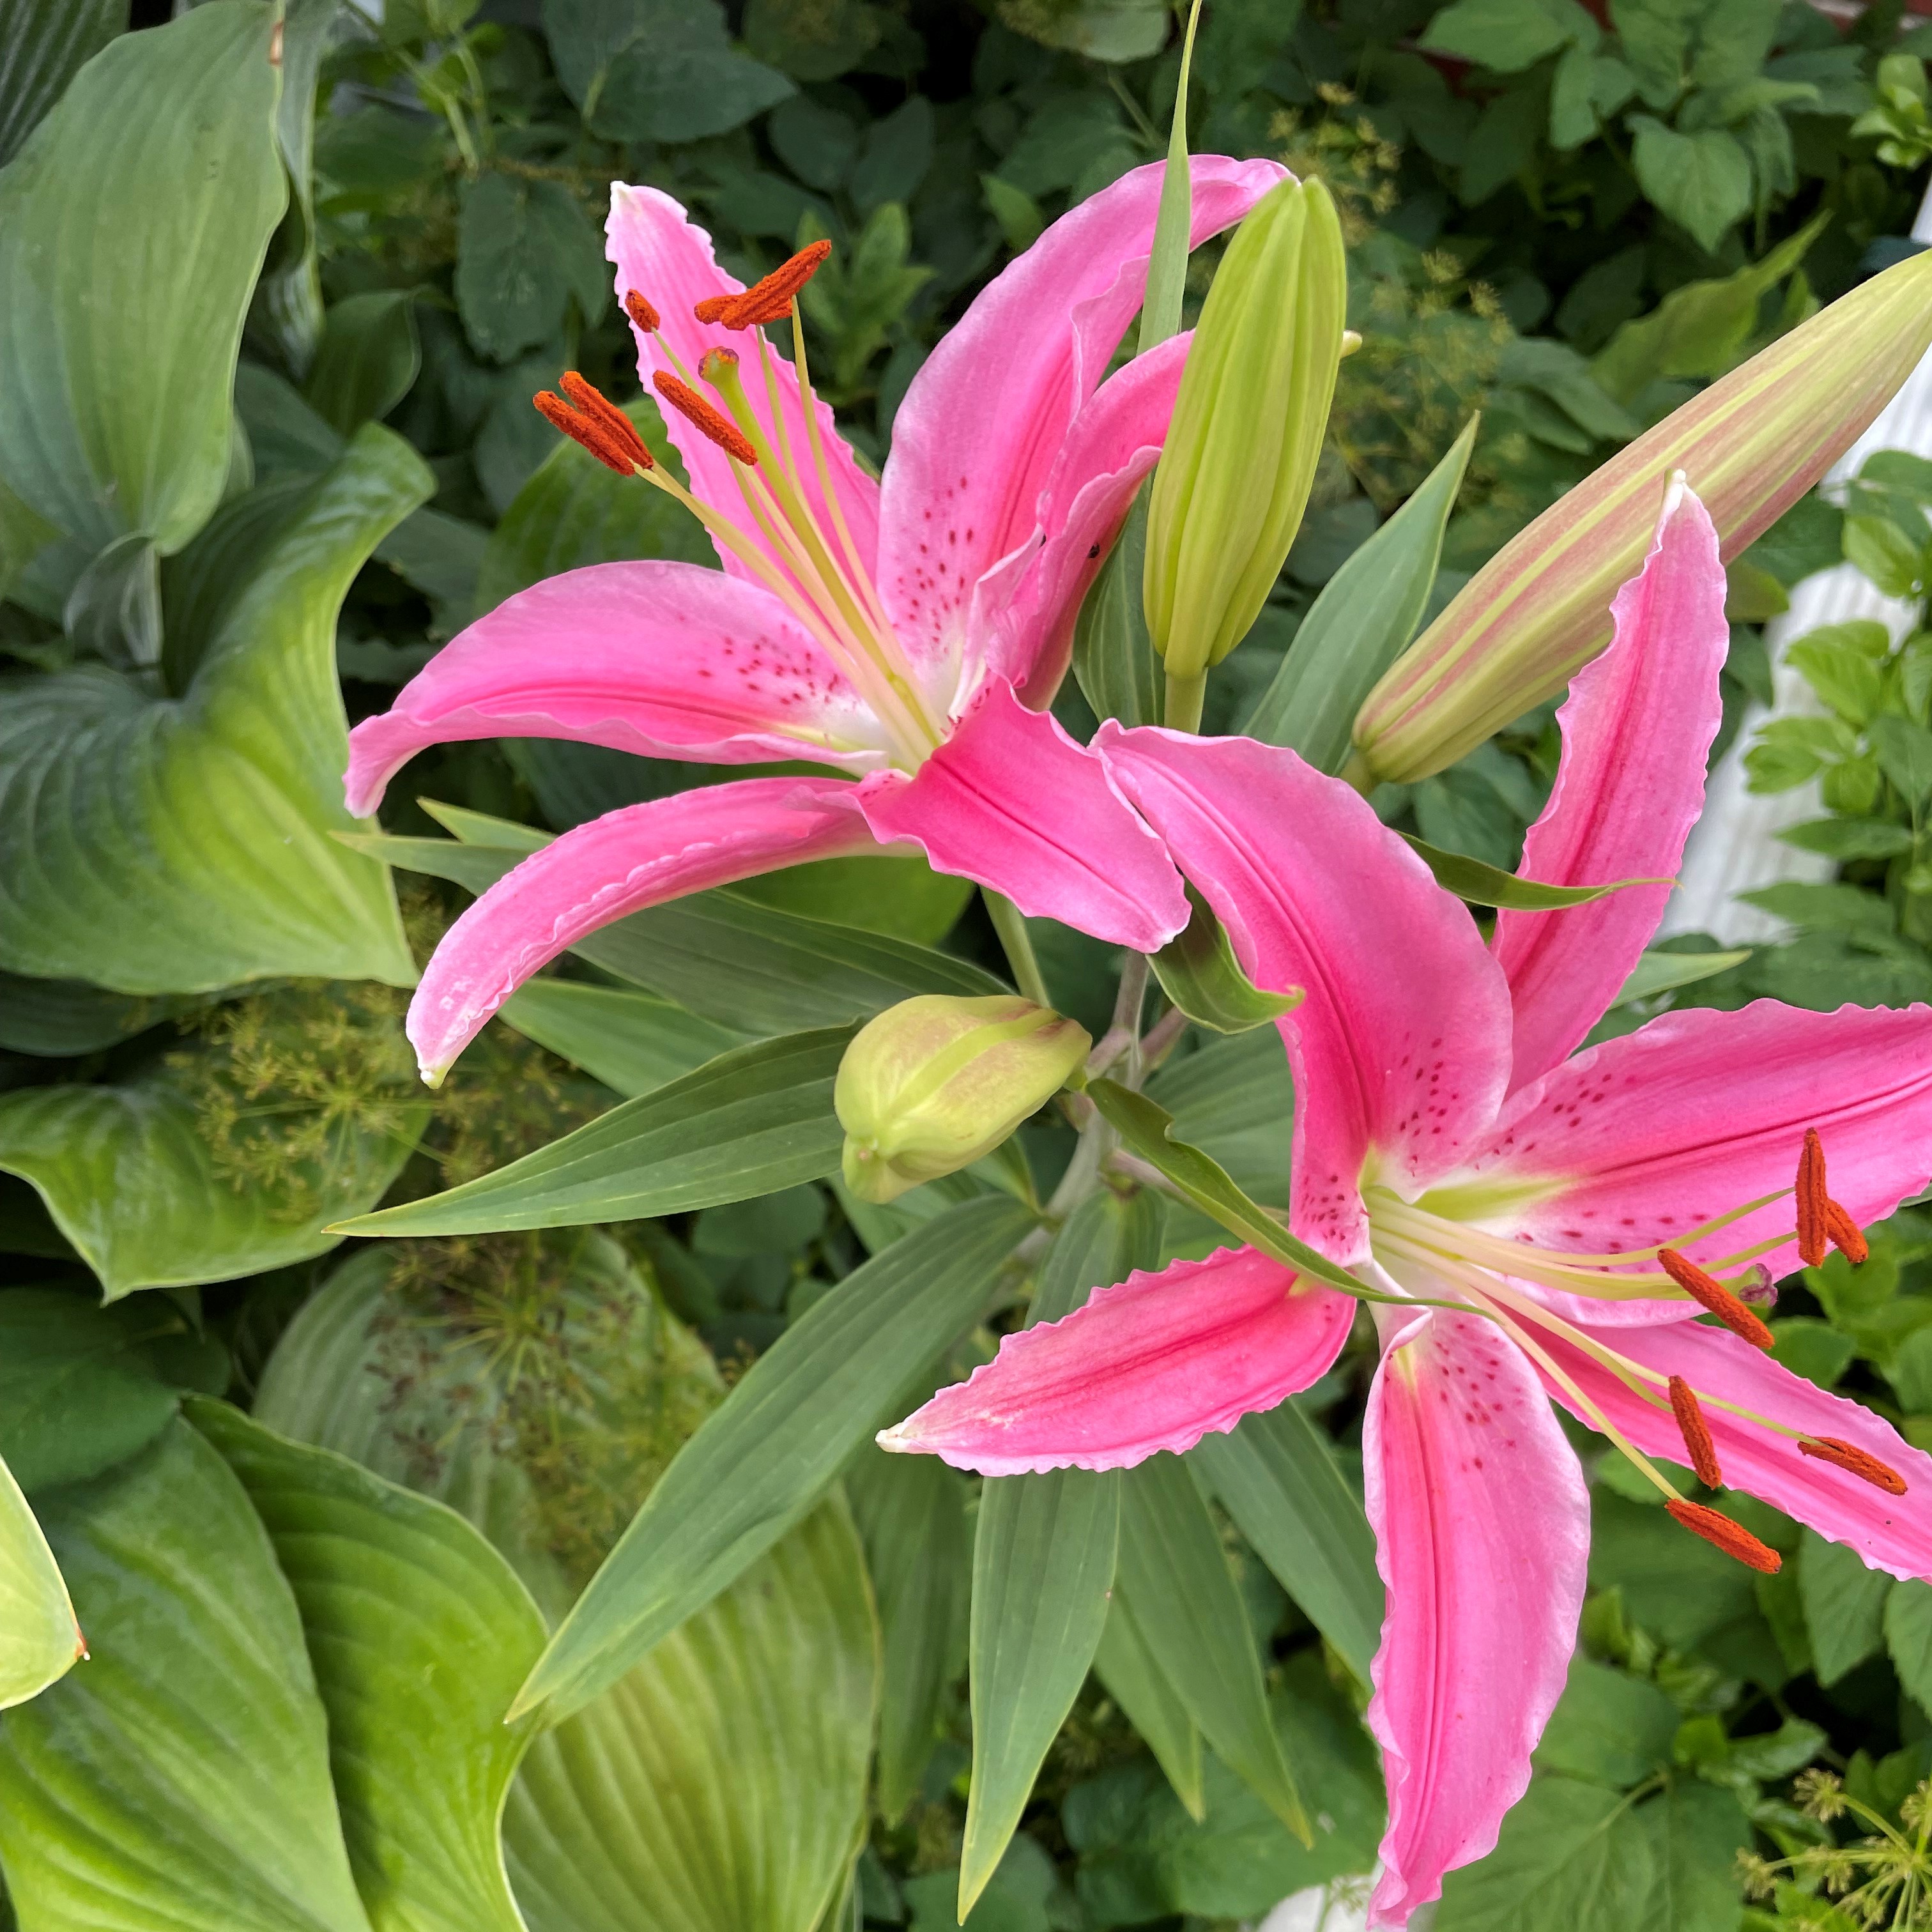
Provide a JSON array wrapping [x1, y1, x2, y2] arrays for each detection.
[[882, 480, 1932, 1923], [346, 159, 1287, 1080]]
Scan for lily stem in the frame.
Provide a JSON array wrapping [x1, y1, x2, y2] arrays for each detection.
[[1163, 666, 1207, 733], [983, 890, 1053, 1008]]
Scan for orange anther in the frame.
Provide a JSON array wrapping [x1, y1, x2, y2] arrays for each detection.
[[652, 370, 757, 465], [624, 289, 661, 334], [1668, 1376, 1723, 1489], [1658, 1248, 1775, 1352], [693, 241, 834, 332], [1797, 1127, 1830, 1268], [1800, 1436, 1908, 1496], [694, 294, 735, 323], [1666, 1499, 1782, 1572], [533, 390, 650, 477], [558, 372, 650, 468], [1823, 1199, 1870, 1266]]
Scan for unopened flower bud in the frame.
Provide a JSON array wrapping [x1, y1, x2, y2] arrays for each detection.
[[835, 995, 1091, 1204], [1143, 174, 1347, 684]]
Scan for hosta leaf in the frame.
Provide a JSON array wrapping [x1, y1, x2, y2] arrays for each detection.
[[516, 1195, 1034, 1724], [0, 1453, 79, 1711], [190, 1399, 546, 1932], [0, 426, 425, 993], [0, 1418, 373, 1932], [0, 0, 125, 168], [0, 1, 286, 562], [334, 1027, 851, 1238], [0, 972, 209, 1057]]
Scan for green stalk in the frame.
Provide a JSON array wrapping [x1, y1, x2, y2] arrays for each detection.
[[983, 890, 1052, 1008]]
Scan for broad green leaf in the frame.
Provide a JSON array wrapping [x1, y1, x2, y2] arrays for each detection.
[[1191, 1401, 1382, 1682], [1885, 1579, 1932, 1713], [189, 1399, 545, 1932], [0, 1, 286, 560], [0, 1037, 425, 1299], [1420, 0, 1588, 73], [1148, 886, 1303, 1034], [514, 1195, 1035, 1724], [744, 0, 884, 80], [305, 291, 422, 436], [0, 0, 124, 167], [845, 1448, 970, 1823], [0, 1418, 373, 1932], [1628, 117, 1752, 255], [1092, 1583, 1204, 1818], [1116, 1453, 1308, 1839], [1401, 833, 1662, 909], [334, 1027, 852, 1238], [1798, 1528, 1892, 1685], [0, 1454, 78, 1711], [1873, 710, 1932, 805], [0, 427, 425, 993], [1073, 487, 1164, 727], [500, 978, 749, 1098], [1000, 0, 1169, 59], [1609, 947, 1751, 1006], [1532, 1655, 1680, 1788], [0, 972, 208, 1056], [455, 172, 607, 364], [1245, 417, 1477, 772], [960, 1192, 1158, 1913], [0, 1287, 220, 1491]]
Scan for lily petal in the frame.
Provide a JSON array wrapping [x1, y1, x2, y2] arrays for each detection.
[[345, 561, 887, 817], [1466, 1000, 1932, 1292], [878, 1246, 1353, 1476], [988, 332, 1192, 705], [606, 183, 880, 583], [1365, 1309, 1590, 1928], [1100, 728, 1513, 1266], [859, 680, 1188, 951], [407, 776, 881, 1080], [877, 156, 1286, 682], [1537, 1317, 1932, 1579], [1492, 483, 1729, 1092]]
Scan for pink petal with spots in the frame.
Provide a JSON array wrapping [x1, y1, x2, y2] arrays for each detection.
[[877, 156, 1285, 683], [1492, 484, 1729, 1092], [606, 184, 880, 585], [1098, 728, 1512, 1267], [344, 561, 887, 817], [859, 680, 1188, 951], [1535, 1317, 1932, 1579], [987, 332, 1192, 705], [407, 776, 881, 1080], [1365, 1310, 1590, 1928], [1464, 999, 1932, 1298], [878, 1246, 1354, 1476]]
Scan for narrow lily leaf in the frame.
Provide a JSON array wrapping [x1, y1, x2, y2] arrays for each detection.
[[1400, 833, 1663, 910], [513, 1196, 1035, 1724], [1135, 0, 1202, 356], [1117, 1453, 1310, 1840], [960, 1191, 1161, 1915], [1244, 415, 1477, 772], [0, 1453, 79, 1711], [1609, 946, 1751, 1008], [190, 1399, 544, 1932], [499, 978, 748, 1099], [1191, 1405, 1383, 1682], [1085, 1079, 1364, 1298], [1073, 486, 1164, 728], [1149, 885, 1304, 1034], [332, 1028, 853, 1238], [1093, 1578, 1205, 1818], [846, 1448, 970, 1825]]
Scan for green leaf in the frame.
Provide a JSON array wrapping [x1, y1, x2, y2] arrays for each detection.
[[959, 1192, 1154, 1912], [500, 978, 749, 1098], [1873, 711, 1932, 806], [544, 0, 794, 142], [981, 172, 1046, 254], [847, 1448, 970, 1823], [1609, 947, 1752, 1006], [1148, 886, 1303, 1034], [1798, 1528, 1893, 1685], [1190, 1402, 1382, 1682], [1085, 1079, 1364, 1297], [1137, 0, 1199, 355], [0, 1418, 374, 1932], [1533, 1655, 1679, 1788], [304, 291, 422, 436], [0, 1453, 78, 1711], [1, 428, 424, 992], [1246, 416, 1477, 773], [1844, 513, 1929, 600], [746, 0, 882, 82], [0, 0, 124, 167], [999, 0, 1169, 61], [1144, 1026, 1292, 1208], [334, 1027, 851, 1238], [455, 172, 608, 364], [1092, 1581, 1205, 1818], [0, 973, 208, 1056], [514, 1195, 1034, 1723], [1420, 0, 1593, 72], [1116, 1453, 1308, 1839], [1073, 486, 1164, 728], [1628, 117, 1752, 254], [1885, 1578, 1932, 1714], [1401, 833, 1664, 909], [190, 1399, 545, 1932], [0, 1, 286, 560]]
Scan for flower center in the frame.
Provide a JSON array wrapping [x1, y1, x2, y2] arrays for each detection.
[[1360, 1128, 1902, 1571], [536, 249, 949, 773]]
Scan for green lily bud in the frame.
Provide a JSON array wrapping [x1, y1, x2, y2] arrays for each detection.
[[1143, 174, 1347, 689], [835, 995, 1090, 1204]]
